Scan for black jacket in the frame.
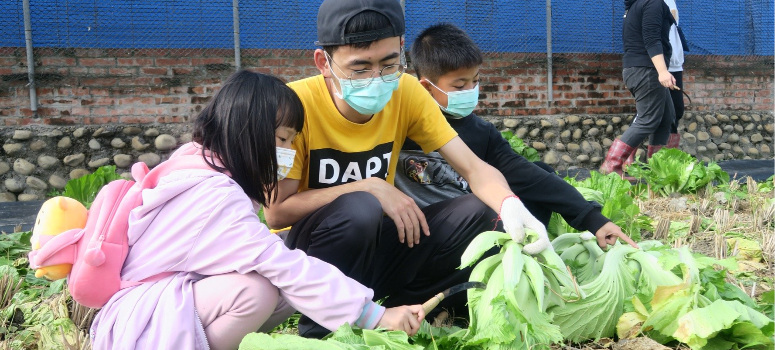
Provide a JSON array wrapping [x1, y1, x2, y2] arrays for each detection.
[[622, 0, 675, 68], [400, 113, 611, 233]]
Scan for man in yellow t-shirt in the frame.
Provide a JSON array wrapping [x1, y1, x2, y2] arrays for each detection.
[[263, 0, 549, 338]]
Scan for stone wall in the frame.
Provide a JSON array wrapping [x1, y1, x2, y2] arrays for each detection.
[[1, 110, 771, 202], [485, 111, 773, 169], [0, 124, 189, 202]]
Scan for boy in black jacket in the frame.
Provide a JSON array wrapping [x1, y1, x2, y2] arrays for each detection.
[[396, 23, 637, 247]]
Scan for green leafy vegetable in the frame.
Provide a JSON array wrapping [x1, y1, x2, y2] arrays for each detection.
[[550, 244, 640, 342], [463, 230, 576, 349], [757, 175, 774, 193], [626, 148, 729, 196], [549, 172, 649, 240], [619, 247, 774, 349], [61, 165, 123, 208], [500, 131, 540, 162], [239, 322, 469, 350]]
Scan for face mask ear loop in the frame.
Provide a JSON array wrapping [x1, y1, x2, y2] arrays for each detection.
[[422, 79, 449, 97], [325, 52, 346, 99], [422, 78, 452, 111]]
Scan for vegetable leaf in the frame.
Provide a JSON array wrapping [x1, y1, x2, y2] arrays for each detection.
[[61, 165, 123, 208], [500, 131, 540, 162]]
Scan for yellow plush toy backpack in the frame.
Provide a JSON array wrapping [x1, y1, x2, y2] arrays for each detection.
[[28, 157, 214, 308], [29, 197, 88, 280]]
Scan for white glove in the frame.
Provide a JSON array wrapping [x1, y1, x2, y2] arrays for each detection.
[[500, 196, 551, 255]]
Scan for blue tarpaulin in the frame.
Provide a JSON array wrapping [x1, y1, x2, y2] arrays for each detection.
[[0, 0, 771, 55]]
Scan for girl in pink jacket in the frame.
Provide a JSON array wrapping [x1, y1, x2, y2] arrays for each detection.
[[90, 70, 424, 350]]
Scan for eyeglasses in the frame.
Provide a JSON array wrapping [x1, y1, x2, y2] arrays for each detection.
[[325, 49, 406, 88]]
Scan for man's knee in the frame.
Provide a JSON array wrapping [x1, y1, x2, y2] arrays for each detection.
[[333, 191, 381, 225], [321, 191, 384, 246]]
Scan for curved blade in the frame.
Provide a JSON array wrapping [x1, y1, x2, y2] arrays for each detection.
[[442, 281, 486, 298], [422, 281, 487, 314]]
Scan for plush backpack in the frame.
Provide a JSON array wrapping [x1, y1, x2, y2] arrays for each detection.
[[28, 155, 214, 309]]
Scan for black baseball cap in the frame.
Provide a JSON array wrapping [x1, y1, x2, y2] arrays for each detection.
[[315, 0, 405, 46]]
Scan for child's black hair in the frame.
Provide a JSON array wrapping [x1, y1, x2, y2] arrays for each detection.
[[192, 70, 304, 207], [323, 10, 393, 55], [410, 23, 483, 82]]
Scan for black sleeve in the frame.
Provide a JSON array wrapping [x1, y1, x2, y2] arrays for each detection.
[[483, 125, 611, 233], [642, 0, 665, 58]]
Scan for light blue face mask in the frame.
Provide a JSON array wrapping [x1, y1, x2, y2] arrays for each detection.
[[426, 80, 480, 119], [328, 59, 401, 116]]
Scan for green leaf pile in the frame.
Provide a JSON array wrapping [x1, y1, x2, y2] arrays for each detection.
[[0, 232, 88, 350], [549, 171, 650, 240], [239, 322, 470, 350], [625, 148, 729, 196], [460, 230, 577, 349], [618, 247, 773, 349]]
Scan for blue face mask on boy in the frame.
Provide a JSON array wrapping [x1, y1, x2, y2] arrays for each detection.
[[326, 55, 401, 116], [425, 80, 480, 119]]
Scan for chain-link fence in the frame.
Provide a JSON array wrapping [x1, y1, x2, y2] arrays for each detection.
[[0, 0, 772, 110]]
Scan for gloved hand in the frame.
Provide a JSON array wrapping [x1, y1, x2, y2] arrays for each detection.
[[500, 196, 551, 255]]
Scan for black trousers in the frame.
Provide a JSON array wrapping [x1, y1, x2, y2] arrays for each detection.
[[620, 66, 676, 147], [284, 191, 497, 338], [669, 71, 684, 133]]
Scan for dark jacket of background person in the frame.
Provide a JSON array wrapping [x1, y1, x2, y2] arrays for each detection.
[[622, 0, 675, 68], [397, 113, 611, 233]]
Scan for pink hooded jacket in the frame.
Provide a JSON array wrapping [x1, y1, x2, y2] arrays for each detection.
[[90, 143, 384, 349]]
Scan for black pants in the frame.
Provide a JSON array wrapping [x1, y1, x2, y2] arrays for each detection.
[[669, 71, 684, 133], [284, 191, 497, 338], [620, 66, 676, 147]]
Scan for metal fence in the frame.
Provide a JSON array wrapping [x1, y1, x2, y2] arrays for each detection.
[[0, 0, 772, 103]]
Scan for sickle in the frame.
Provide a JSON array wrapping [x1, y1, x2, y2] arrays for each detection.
[[421, 281, 487, 315]]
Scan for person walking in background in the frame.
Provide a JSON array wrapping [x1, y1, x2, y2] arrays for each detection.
[[600, 0, 677, 176], [663, 0, 689, 148], [624, 0, 688, 166]]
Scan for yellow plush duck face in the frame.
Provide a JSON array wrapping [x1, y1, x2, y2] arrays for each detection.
[[30, 197, 88, 280]]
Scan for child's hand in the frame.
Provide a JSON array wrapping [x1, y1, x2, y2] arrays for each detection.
[[378, 305, 425, 336]]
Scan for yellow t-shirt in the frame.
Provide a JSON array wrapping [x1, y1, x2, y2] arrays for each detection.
[[287, 74, 458, 192]]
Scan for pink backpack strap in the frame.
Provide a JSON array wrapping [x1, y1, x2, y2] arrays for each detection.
[[132, 155, 223, 190], [112, 154, 221, 289], [28, 228, 83, 269]]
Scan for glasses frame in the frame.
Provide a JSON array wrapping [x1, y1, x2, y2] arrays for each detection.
[[325, 48, 407, 88]]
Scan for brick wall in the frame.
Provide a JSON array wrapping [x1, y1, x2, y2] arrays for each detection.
[[0, 48, 315, 126], [0, 48, 772, 126], [476, 53, 774, 116]]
